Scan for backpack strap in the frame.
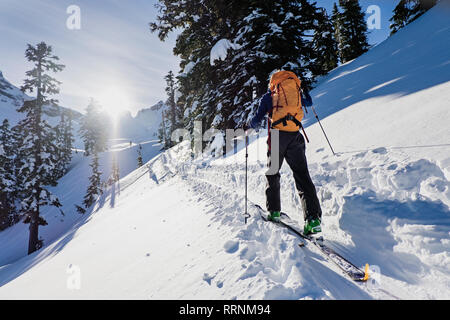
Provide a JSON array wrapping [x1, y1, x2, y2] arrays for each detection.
[[279, 84, 289, 105], [271, 114, 301, 128], [270, 114, 310, 143]]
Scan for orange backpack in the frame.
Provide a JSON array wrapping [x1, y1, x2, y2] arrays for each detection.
[[269, 71, 303, 132]]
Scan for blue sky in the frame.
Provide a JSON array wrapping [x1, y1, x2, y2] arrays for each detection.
[[319, 0, 398, 45], [0, 0, 398, 116]]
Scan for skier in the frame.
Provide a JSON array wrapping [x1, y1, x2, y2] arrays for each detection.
[[245, 70, 322, 235]]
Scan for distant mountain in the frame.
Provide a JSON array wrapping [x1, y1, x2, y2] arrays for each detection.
[[1, 69, 167, 148], [113, 100, 167, 142], [0, 70, 84, 145], [0, 71, 29, 125], [0, 71, 23, 101]]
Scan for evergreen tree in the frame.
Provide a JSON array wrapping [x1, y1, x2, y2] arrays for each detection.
[[390, 0, 437, 35], [13, 42, 65, 254], [151, 0, 320, 131], [78, 152, 102, 213], [220, 0, 319, 128], [158, 109, 171, 149], [158, 71, 181, 149], [62, 109, 74, 170], [54, 111, 65, 179], [137, 144, 144, 168], [0, 119, 18, 231], [312, 7, 339, 76], [165, 71, 177, 133], [54, 108, 73, 179], [79, 99, 108, 157], [332, 2, 345, 63], [151, 0, 246, 132], [77, 99, 108, 214], [335, 0, 369, 63]]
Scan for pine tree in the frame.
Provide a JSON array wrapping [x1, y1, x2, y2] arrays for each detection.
[[77, 99, 108, 213], [62, 109, 74, 171], [54, 110, 65, 179], [336, 0, 370, 63], [0, 119, 18, 231], [158, 71, 180, 149], [312, 7, 339, 76], [390, 0, 437, 35], [158, 109, 171, 149], [54, 108, 73, 179], [165, 71, 177, 133], [152, 1, 339, 130], [82, 152, 102, 210], [13, 42, 65, 254], [221, 0, 320, 128], [332, 2, 345, 63], [137, 144, 144, 168], [150, 0, 245, 132], [79, 99, 108, 157]]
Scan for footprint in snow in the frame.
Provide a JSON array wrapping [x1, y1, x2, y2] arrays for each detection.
[[372, 147, 387, 154], [203, 273, 215, 285], [387, 164, 398, 170], [224, 240, 239, 254]]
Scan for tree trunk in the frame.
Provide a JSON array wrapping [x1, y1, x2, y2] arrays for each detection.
[[28, 210, 39, 254], [28, 60, 43, 255]]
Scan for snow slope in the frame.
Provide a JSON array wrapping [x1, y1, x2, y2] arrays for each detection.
[[0, 70, 167, 265], [0, 139, 164, 267], [0, 70, 26, 124], [0, 4, 449, 299]]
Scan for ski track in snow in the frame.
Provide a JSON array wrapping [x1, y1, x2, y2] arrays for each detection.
[[1, 108, 449, 298], [167, 140, 449, 299], [6, 136, 449, 299]]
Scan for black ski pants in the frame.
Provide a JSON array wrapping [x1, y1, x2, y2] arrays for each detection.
[[266, 130, 322, 221]]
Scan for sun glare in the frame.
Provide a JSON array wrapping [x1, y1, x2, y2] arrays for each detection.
[[97, 87, 131, 122]]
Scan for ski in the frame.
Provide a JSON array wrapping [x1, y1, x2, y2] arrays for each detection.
[[255, 204, 369, 282]]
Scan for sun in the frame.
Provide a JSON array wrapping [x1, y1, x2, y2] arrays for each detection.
[[97, 87, 131, 121]]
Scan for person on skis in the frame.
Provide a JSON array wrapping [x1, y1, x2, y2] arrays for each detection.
[[245, 70, 323, 235]]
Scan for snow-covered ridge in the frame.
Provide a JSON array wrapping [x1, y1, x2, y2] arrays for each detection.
[[0, 69, 85, 149], [0, 71, 23, 102], [113, 100, 167, 142]]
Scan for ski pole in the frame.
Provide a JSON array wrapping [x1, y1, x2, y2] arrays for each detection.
[[244, 130, 251, 224], [311, 106, 336, 156]]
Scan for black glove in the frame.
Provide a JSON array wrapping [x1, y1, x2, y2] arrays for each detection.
[[243, 122, 251, 131]]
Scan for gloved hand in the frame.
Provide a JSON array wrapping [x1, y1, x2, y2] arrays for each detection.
[[243, 122, 251, 131]]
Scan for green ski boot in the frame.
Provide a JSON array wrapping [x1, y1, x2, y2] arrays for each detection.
[[267, 211, 281, 222], [304, 218, 322, 235]]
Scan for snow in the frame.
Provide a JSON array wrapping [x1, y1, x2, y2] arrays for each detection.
[[183, 61, 196, 74], [210, 39, 240, 66], [0, 3, 450, 300]]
